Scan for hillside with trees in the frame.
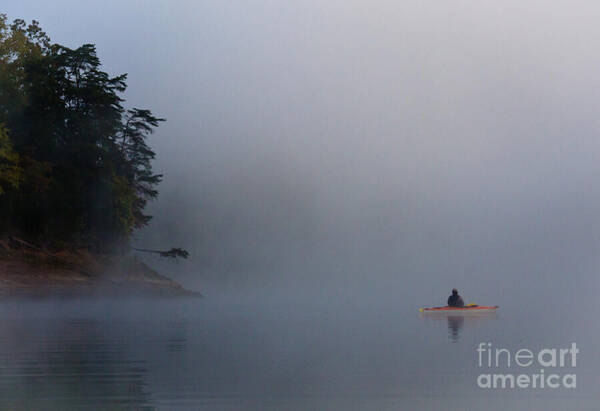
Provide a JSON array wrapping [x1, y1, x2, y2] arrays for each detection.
[[0, 15, 164, 251], [0, 15, 194, 297]]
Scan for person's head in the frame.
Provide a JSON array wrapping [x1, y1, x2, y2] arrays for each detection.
[[452, 288, 458, 295]]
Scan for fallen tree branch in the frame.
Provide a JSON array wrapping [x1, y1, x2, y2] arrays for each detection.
[[131, 247, 189, 259], [8, 236, 43, 251]]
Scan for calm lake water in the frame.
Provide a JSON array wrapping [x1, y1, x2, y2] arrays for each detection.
[[0, 293, 597, 410]]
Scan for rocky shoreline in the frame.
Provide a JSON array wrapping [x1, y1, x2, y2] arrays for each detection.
[[0, 238, 200, 299]]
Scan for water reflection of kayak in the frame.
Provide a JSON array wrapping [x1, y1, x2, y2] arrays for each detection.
[[419, 305, 499, 314]]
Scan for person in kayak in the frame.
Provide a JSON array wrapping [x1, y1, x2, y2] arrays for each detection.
[[447, 288, 464, 307]]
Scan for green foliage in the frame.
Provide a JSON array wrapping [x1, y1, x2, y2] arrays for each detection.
[[0, 124, 22, 194], [0, 16, 164, 250]]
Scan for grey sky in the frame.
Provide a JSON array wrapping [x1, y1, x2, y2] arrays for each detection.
[[4, 1, 600, 299]]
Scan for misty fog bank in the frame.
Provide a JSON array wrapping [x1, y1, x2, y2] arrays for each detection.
[[5, 1, 600, 298]]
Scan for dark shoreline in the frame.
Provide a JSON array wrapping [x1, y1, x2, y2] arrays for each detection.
[[0, 240, 200, 300], [0, 283, 202, 300]]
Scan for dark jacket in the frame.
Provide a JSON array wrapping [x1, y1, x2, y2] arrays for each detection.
[[447, 294, 464, 307]]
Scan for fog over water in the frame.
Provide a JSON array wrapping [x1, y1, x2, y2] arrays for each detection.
[[4, 1, 600, 409], [5, 1, 600, 301]]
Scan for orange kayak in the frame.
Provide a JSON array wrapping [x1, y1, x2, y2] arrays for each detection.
[[419, 305, 498, 314]]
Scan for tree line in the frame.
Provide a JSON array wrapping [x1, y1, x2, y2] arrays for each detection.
[[0, 15, 165, 251]]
